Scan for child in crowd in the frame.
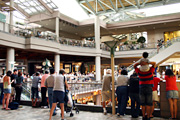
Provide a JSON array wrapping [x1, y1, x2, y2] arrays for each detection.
[[139, 52, 150, 72]]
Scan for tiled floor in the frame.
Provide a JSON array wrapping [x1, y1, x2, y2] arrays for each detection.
[[0, 105, 168, 120]]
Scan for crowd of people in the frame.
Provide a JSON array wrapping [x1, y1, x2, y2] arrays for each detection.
[[102, 52, 179, 120], [0, 69, 24, 110], [0, 52, 179, 120]]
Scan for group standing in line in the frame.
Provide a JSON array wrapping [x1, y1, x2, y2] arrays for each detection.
[[101, 52, 179, 120]]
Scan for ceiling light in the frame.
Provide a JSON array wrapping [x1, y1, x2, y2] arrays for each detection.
[[153, 27, 155, 29], [46, 24, 48, 25]]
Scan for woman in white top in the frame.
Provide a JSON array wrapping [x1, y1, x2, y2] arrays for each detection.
[[2, 71, 13, 110], [116, 69, 129, 117]]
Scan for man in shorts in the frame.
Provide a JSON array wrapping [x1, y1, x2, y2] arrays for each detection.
[[49, 69, 68, 120], [101, 69, 112, 115], [134, 61, 156, 120]]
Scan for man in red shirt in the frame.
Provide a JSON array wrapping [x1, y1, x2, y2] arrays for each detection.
[[134, 61, 156, 120], [150, 73, 162, 118]]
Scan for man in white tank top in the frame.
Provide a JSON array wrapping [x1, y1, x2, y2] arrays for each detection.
[[49, 69, 68, 120]]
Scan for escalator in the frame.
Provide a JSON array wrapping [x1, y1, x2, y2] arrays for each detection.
[[127, 37, 180, 75]]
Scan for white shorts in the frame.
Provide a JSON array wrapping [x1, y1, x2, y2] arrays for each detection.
[[102, 91, 112, 102], [152, 91, 159, 102]]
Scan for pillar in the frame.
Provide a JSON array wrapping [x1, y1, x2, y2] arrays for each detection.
[[95, 56, 101, 81], [95, 16, 101, 81], [24, 59, 28, 74], [9, 0, 14, 33], [94, 16, 100, 50], [6, 48, 15, 72], [54, 54, 60, 74], [55, 17, 59, 42]]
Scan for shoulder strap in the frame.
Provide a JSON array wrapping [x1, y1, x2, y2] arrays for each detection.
[[64, 76, 66, 92]]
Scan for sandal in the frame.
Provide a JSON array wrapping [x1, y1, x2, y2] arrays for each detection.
[[1, 108, 5, 110], [5, 108, 11, 110]]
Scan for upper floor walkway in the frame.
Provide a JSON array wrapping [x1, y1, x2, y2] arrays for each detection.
[[0, 22, 155, 58]]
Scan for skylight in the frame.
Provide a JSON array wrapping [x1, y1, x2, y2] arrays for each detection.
[[132, 3, 180, 17], [14, 0, 46, 15], [51, 0, 93, 21]]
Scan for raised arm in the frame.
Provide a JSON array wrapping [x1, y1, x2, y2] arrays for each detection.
[[150, 61, 156, 68], [134, 62, 140, 69]]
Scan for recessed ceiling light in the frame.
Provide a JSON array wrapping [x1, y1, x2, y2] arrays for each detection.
[[153, 27, 155, 29], [46, 24, 48, 25], [75, 33, 78, 34]]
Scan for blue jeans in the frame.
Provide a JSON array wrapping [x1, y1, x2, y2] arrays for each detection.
[[0, 83, 4, 104], [48, 88, 56, 114], [116, 86, 129, 115], [129, 93, 140, 117]]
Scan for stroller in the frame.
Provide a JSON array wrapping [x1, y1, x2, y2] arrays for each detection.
[[64, 90, 79, 117]]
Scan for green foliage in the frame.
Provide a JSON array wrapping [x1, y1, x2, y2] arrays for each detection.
[[137, 36, 146, 43], [124, 41, 128, 45], [132, 41, 136, 44]]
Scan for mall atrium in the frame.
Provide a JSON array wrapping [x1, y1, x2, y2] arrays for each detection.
[[0, 0, 180, 120]]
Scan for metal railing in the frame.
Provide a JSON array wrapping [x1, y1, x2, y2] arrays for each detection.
[[68, 82, 102, 96], [101, 42, 157, 52], [21, 81, 42, 101], [59, 37, 96, 48]]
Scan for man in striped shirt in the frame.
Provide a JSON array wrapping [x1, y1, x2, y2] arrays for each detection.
[[134, 61, 156, 120]]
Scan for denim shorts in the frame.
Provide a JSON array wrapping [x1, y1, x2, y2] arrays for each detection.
[[166, 90, 179, 99], [31, 87, 39, 99], [139, 87, 153, 106], [4, 89, 11, 94], [53, 91, 65, 103]]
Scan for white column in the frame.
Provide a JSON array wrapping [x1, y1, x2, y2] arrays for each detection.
[[6, 48, 15, 72], [54, 54, 60, 74], [10, 0, 14, 33], [95, 16, 101, 81], [94, 16, 100, 50], [55, 17, 59, 42], [95, 56, 101, 81]]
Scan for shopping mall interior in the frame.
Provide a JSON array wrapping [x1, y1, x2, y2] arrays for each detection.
[[0, 0, 180, 119]]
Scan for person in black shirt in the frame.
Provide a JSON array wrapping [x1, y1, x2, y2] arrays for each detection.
[[10, 69, 18, 102], [129, 71, 140, 118]]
